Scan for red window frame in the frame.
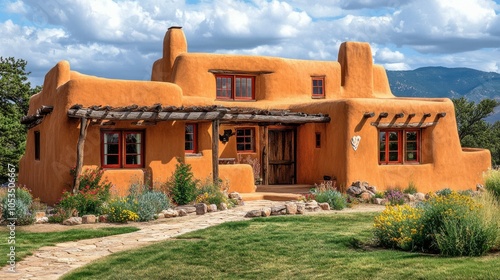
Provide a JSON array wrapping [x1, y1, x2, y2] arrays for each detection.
[[315, 132, 321, 148], [216, 75, 255, 100], [101, 130, 144, 168], [379, 129, 420, 164], [185, 124, 198, 153], [236, 128, 255, 153], [312, 77, 325, 98]]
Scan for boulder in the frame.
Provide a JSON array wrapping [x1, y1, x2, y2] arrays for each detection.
[[82, 215, 96, 224], [271, 206, 287, 215], [414, 192, 426, 201], [305, 206, 321, 212], [359, 192, 374, 202], [219, 203, 228, 210], [207, 204, 218, 212], [373, 198, 385, 205], [178, 209, 188, 217], [296, 203, 305, 214], [347, 185, 363, 197], [157, 213, 165, 219], [228, 192, 241, 200], [285, 203, 298, 215], [98, 215, 108, 223], [35, 217, 48, 224], [404, 194, 415, 202], [63, 217, 82, 226], [305, 201, 318, 208], [366, 185, 377, 193], [261, 207, 271, 217], [175, 205, 197, 214], [35, 211, 46, 220], [477, 184, 486, 192], [195, 203, 207, 215], [162, 209, 179, 218], [318, 202, 330, 210], [245, 210, 262, 218]]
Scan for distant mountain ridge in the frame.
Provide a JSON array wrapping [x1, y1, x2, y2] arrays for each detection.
[[387, 67, 500, 122]]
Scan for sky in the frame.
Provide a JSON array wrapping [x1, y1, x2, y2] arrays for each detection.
[[1, 0, 500, 87]]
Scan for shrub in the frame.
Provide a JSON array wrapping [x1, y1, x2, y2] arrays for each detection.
[[136, 191, 170, 222], [167, 158, 198, 205], [403, 181, 418, 194], [314, 189, 347, 210], [484, 169, 500, 200], [384, 189, 405, 205], [195, 178, 229, 207], [48, 207, 73, 224], [1, 187, 35, 225], [435, 188, 452, 197], [104, 198, 139, 223]]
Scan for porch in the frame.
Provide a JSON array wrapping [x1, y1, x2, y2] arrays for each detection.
[[240, 184, 314, 201]]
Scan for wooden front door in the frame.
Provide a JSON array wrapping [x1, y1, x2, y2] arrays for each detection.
[[268, 128, 296, 184]]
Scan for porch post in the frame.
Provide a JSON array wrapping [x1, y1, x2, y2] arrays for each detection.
[[212, 119, 220, 183], [73, 118, 90, 193], [261, 125, 269, 185]]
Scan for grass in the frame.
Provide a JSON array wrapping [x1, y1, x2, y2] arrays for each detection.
[[1, 226, 139, 265], [63, 213, 500, 280]]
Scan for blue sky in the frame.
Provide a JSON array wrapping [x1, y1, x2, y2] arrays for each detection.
[[1, 0, 500, 86]]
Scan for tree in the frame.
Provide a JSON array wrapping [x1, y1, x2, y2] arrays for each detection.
[[0, 57, 40, 182], [452, 97, 500, 166]]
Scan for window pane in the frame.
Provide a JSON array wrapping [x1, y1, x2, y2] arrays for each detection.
[[389, 132, 398, 141], [380, 141, 386, 151], [105, 155, 119, 165], [406, 131, 417, 141], [245, 144, 252, 150], [105, 144, 119, 154], [237, 144, 244, 150], [126, 144, 138, 154], [406, 142, 417, 151], [389, 152, 399, 161], [105, 133, 119, 144], [380, 152, 386, 162], [406, 152, 417, 161], [237, 129, 244, 136], [389, 142, 398, 151], [126, 155, 140, 165], [246, 78, 252, 97]]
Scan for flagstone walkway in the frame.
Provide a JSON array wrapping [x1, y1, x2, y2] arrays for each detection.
[[1, 201, 384, 280]]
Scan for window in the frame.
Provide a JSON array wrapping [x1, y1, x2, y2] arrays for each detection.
[[101, 130, 144, 168], [379, 129, 420, 164], [34, 131, 40, 160], [312, 77, 325, 98], [315, 132, 321, 148], [216, 75, 254, 100], [236, 128, 255, 152], [185, 124, 198, 153]]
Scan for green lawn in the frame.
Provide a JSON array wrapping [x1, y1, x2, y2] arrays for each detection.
[[63, 213, 500, 280], [1, 226, 139, 265]]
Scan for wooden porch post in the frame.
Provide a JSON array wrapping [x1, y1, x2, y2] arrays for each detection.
[[73, 118, 90, 193], [261, 125, 269, 185], [212, 119, 220, 183]]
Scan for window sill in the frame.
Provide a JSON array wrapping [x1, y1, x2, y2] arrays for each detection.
[[185, 152, 203, 157], [311, 96, 325, 99], [215, 99, 257, 102]]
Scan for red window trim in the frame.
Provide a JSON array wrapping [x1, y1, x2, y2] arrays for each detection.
[[101, 130, 144, 169], [379, 129, 421, 165], [236, 127, 255, 153], [312, 76, 325, 98], [315, 132, 321, 148], [185, 123, 198, 154], [215, 74, 255, 100]]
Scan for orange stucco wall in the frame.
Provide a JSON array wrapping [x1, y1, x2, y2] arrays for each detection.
[[19, 26, 491, 204]]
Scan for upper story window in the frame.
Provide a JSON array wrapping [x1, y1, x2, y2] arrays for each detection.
[[379, 129, 420, 164], [101, 130, 144, 168], [312, 76, 325, 98], [236, 128, 255, 153], [185, 124, 198, 153], [216, 75, 255, 100]]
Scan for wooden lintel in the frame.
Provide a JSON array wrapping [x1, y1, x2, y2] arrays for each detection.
[[208, 69, 274, 75], [371, 122, 437, 129]]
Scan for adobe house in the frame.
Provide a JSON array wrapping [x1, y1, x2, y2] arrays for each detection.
[[20, 26, 491, 205]]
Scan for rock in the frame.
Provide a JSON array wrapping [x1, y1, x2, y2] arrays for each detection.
[[98, 215, 108, 223], [347, 185, 363, 197], [296, 203, 305, 214], [195, 203, 207, 215], [477, 184, 486, 192], [366, 185, 377, 193], [228, 192, 241, 200], [305, 201, 318, 208], [359, 192, 374, 202], [157, 213, 165, 219], [35, 211, 46, 220], [261, 207, 271, 217], [162, 209, 179, 218], [237, 199, 245, 206], [404, 194, 415, 202], [35, 217, 48, 224], [318, 202, 330, 210], [63, 217, 82, 226], [285, 203, 298, 215], [178, 209, 188, 217], [245, 210, 262, 218], [175, 205, 196, 214], [305, 206, 321, 212], [219, 203, 228, 210], [207, 204, 218, 212], [82, 214, 96, 224], [373, 198, 385, 205], [414, 192, 426, 201], [271, 206, 287, 215]]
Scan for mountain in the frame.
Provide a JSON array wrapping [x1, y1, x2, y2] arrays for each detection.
[[387, 67, 500, 122]]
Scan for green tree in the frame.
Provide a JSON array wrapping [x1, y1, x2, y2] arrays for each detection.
[[167, 158, 199, 205], [452, 97, 500, 166], [0, 57, 40, 182]]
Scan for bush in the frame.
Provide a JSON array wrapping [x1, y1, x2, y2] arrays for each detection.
[[167, 158, 198, 205], [136, 191, 170, 222], [484, 169, 500, 200], [196, 178, 229, 207], [314, 189, 347, 210], [403, 181, 418, 194], [435, 188, 452, 197], [384, 189, 405, 205], [1, 187, 35, 225], [104, 198, 139, 223]]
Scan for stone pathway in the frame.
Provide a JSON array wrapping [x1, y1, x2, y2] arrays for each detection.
[[0, 201, 384, 280]]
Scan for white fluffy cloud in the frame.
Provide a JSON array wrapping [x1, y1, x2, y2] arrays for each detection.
[[0, 0, 499, 86]]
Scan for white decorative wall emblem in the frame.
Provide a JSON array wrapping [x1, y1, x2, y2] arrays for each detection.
[[351, 135, 361, 151]]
